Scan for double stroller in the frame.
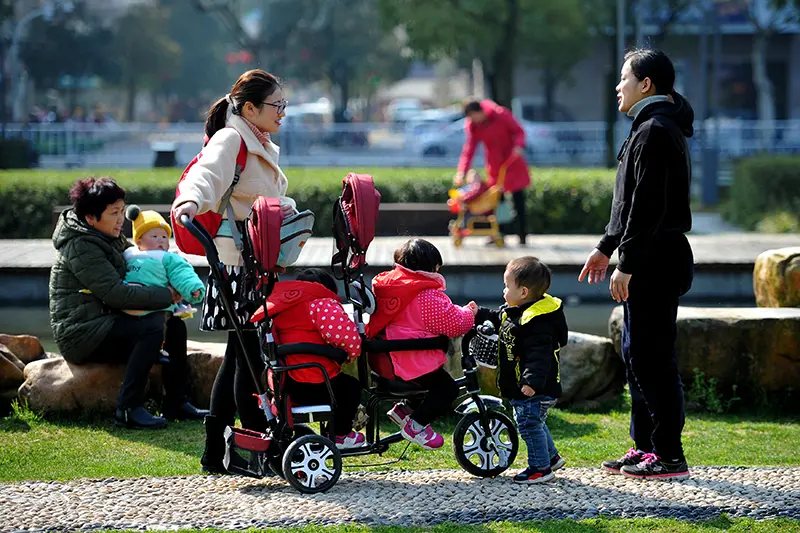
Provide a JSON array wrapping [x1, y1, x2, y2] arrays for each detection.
[[181, 173, 519, 494]]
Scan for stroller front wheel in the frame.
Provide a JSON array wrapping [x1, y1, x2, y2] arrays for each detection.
[[453, 410, 518, 478], [282, 434, 342, 493]]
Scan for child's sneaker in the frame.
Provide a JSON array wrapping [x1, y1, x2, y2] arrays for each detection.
[[601, 447, 645, 474], [387, 402, 412, 426], [513, 466, 555, 484], [621, 453, 690, 480], [400, 418, 444, 449], [334, 431, 367, 449], [550, 454, 566, 471]]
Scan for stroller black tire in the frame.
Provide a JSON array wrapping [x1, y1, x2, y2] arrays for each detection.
[[282, 434, 342, 494], [453, 410, 518, 478], [269, 424, 315, 478]]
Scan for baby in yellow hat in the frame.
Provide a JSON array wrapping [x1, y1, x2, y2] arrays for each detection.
[[123, 205, 205, 317]]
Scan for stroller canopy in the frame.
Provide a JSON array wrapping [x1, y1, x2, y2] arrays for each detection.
[[246, 196, 283, 274], [333, 173, 381, 270]]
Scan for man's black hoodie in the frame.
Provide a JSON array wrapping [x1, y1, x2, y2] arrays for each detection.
[[597, 92, 694, 274]]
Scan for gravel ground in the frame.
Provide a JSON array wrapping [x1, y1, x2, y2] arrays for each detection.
[[2, 468, 799, 532]]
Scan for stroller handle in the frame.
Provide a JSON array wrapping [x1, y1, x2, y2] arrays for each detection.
[[179, 215, 220, 262]]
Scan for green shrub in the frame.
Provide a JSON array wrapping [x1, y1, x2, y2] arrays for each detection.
[[755, 211, 800, 233], [0, 167, 615, 238], [686, 368, 740, 414], [725, 155, 800, 231], [0, 138, 37, 169]]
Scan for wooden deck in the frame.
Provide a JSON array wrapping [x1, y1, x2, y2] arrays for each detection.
[[2, 234, 798, 270]]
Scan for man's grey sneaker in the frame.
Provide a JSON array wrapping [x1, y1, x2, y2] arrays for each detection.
[[621, 453, 690, 480], [602, 447, 645, 474]]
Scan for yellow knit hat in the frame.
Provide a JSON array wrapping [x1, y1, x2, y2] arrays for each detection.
[[126, 205, 172, 242]]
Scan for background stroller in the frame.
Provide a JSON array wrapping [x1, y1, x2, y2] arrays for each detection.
[[447, 154, 519, 248], [181, 174, 519, 494]]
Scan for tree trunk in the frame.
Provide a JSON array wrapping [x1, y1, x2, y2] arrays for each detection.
[[605, 35, 618, 168], [751, 30, 775, 147], [542, 64, 557, 122], [489, 0, 519, 108], [125, 78, 137, 122]]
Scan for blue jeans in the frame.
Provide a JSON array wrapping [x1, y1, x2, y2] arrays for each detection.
[[511, 396, 558, 471]]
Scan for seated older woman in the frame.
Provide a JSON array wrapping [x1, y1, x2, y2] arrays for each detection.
[[49, 177, 207, 429]]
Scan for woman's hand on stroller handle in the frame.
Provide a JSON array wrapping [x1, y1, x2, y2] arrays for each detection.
[[172, 202, 198, 226]]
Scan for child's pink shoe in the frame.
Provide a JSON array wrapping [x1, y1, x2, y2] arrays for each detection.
[[400, 418, 444, 449], [335, 431, 367, 449], [387, 402, 412, 426]]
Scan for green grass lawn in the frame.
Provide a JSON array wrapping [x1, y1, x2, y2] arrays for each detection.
[[97, 518, 800, 533], [2, 399, 798, 483]]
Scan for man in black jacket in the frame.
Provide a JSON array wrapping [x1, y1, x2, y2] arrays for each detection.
[[477, 257, 569, 484], [579, 49, 694, 480]]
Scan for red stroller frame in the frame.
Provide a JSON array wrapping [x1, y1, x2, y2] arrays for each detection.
[[180, 201, 350, 494], [332, 174, 520, 476]]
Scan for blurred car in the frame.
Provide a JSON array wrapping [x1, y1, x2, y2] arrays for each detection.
[[414, 117, 560, 162], [403, 108, 463, 139], [387, 98, 424, 124]]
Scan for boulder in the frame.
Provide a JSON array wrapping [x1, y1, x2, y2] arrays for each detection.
[[753, 247, 800, 308], [0, 344, 25, 390], [609, 306, 800, 401], [18, 357, 161, 414], [474, 331, 624, 406], [0, 334, 46, 365], [185, 341, 225, 408]]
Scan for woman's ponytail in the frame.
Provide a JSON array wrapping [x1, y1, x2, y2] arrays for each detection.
[[204, 97, 229, 140]]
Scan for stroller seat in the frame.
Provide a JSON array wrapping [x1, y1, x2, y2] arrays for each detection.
[[290, 404, 333, 424]]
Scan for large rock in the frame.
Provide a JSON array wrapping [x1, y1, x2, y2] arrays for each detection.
[[0, 334, 46, 365], [474, 332, 624, 406], [18, 357, 162, 414], [609, 306, 800, 401], [185, 341, 225, 409], [0, 344, 25, 390], [754, 247, 800, 308]]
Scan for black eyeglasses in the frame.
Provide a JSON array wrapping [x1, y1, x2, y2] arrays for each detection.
[[262, 99, 288, 114]]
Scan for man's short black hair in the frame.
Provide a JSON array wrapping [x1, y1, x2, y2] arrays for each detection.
[[506, 256, 552, 301], [462, 99, 482, 115], [623, 48, 675, 96], [68, 177, 126, 221], [296, 268, 339, 295]]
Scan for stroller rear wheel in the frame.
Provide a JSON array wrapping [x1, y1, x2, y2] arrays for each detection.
[[453, 411, 518, 478], [282, 434, 342, 493]]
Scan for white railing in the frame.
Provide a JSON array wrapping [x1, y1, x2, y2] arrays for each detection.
[[2, 119, 798, 171]]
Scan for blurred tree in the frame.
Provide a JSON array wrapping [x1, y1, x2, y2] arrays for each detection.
[[738, 0, 798, 123], [160, 0, 235, 104], [17, 2, 118, 107], [110, 1, 181, 121], [260, 0, 410, 121], [379, 0, 591, 111]]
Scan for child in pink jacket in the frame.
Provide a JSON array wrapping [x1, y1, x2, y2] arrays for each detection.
[[367, 239, 477, 449]]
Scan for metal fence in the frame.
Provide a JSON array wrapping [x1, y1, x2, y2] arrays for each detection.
[[2, 119, 798, 173]]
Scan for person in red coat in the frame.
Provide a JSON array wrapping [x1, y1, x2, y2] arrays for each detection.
[[257, 268, 365, 449], [455, 99, 532, 245]]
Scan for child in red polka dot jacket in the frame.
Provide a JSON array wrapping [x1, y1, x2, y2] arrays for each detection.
[[261, 268, 365, 449], [367, 239, 478, 450]]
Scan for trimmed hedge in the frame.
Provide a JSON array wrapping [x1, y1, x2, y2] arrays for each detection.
[[725, 155, 800, 232], [0, 167, 615, 238]]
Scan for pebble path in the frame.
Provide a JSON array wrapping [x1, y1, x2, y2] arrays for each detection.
[[2, 468, 799, 531]]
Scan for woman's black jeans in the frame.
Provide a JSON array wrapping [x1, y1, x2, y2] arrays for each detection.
[[499, 190, 527, 244], [85, 312, 189, 410], [208, 330, 266, 431]]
